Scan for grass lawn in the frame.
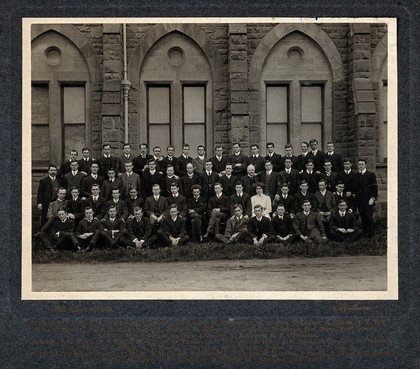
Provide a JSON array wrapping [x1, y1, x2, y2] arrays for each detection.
[[32, 219, 387, 264]]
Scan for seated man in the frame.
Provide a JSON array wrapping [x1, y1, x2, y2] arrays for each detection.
[[106, 188, 129, 221], [203, 182, 230, 239], [80, 162, 104, 199], [294, 180, 316, 214], [230, 181, 252, 218], [84, 184, 107, 220], [47, 187, 68, 220], [65, 187, 85, 228], [162, 164, 181, 197], [250, 182, 272, 218], [293, 199, 327, 244], [329, 199, 363, 242], [101, 168, 124, 201], [125, 187, 144, 217], [35, 207, 78, 251], [273, 183, 295, 218], [271, 204, 295, 245], [164, 182, 188, 217], [100, 205, 129, 248], [75, 207, 104, 252], [245, 204, 275, 246], [144, 183, 166, 228], [157, 204, 190, 247], [187, 185, 207, 242], [314, 179, 337, 227], [120, 206, 157, 249], [215, 204, 248, 244]]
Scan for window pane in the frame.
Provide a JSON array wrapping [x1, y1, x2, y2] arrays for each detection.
[[302, 86, 322, 122], [64, 124, 85, 159], [301, 123, 322, 147], [32, 125, 50, 162], [149, 124, 170, 152], [149, 87, 170, 124], [267, 124, 288, 153], [184, 86, 205, 123], [184, 124, 205, 152], [63, 86, 85, 124], [32, 85, 49, 125], [267, 86, 287, 123]]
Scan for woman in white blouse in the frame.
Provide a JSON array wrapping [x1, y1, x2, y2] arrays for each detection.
[[251, 182, 272, 218]]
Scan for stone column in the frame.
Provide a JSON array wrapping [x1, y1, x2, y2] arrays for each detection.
[[101, 24, 124, 155], [228, 24, 250, 152], [349, 24, 377, 170]]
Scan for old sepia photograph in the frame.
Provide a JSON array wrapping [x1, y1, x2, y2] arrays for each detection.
[[22, 18, 397, 299]]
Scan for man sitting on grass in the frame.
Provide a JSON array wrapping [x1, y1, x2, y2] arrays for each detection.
[[75, 207, 104, 252], [329, 199, 363, 242], [187, 185, 207, 243], [157, 204, 190, 247], [271, 204, 295, 245], [100, 205, 129, 249], [203, 182, 230, 240], [293, 199, 327, 244], [245, 204, 275, 246], [215, 204, 248, 244], [119, 207, 157, 249]]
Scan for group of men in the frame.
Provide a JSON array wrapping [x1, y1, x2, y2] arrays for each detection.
[[35, 139, 378, 252]]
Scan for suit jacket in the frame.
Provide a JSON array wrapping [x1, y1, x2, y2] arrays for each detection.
[[175, 155, 193, 178], [65, 198, 85, 222], [63, 171, 86, 193], [125, 196, 144, 216], [144, 195, 166, 217], [275, 194, 296, 215], [241, 174, 260, 197], [49, 217, 75, 238], [314, 190, 337, 213], [298, 170, 321, 193], [325, 152, 344, 172], [76, 218, 103, 235], [164, 194, 188, 217], [247, 216, 274, 239], [333, 191, 356, 212], [106, 199, 129, 221], [84, 196, 107, 220], [101, 216, 126, 236], [329, 211, 360, 232], [281, 155, 299, 170], [37, 176, 59, 206], [133, 154, 153, 176], [200, 171, 220, 199], [271, 214, 294, 237], [187, 196, 207, 215], [294, 191, 317, 214], [297, 153, 311, 172], [279, 169, 300, 195], [80, 174, 104, 198], [355, 170, 378, 207], [47, 199, 68, 219], [207, 194, 230, 215], [219, 174, 238, 197], [260, 171, 280, 200], [223, 216, 248, 238], [230, 192, 252, 217], [162, 176, 182, 197], [77, 157, 96, 175], [126, 216, 152, 241], [307, 150, 326, 173], [57, 160, 72, 182], [320, 171, 338, 192], [141, 170, 164, 199], [97, 155, 119, 178], [161, 155, 178, 173], [337, 170, 358, 195], [160, 216, 186, 238], [101, 178, 124, 201], [293, 211, 326, 237], [230, 152, 248, 177], [117, 153, 135, 174], [192, 156, 206, 175], [120, 172, 141, 199], [210, 155, 229, 174], [247, 155, 265, 176], [180, 174, 202, 198], [265, 153, 283, 172]]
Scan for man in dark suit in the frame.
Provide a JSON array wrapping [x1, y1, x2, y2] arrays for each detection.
[[37, 164, 60, 226], [106, 188, 129, 221], [125, 188, 144, 217], [219, 163, 237, 198], [307, 139, 326, 173], [337, 158, 358, 206], [279, 157, 300, 195], [117, 143, 135, 174], [282, 143, 299, 170], [78, 147, 96, 176], [314, 179, 337, 227], [320, 160, 338, 192], [157, 204, 190, 247], [65, 187, 85, 227], [260, 160, 281, 203], [200, 159, 219, 200], [333, 181, 356, 213], [100, 205, 129, 248], [80, 162, 104, 198], [293, 199, 327, 244], [175, 143, 194, 178], [151, 146, 165, 173], [215, 204, 249, 244], [161, 145, 178, 174], [75, 207, 104, 252], [161, 164, 181, 197], [57, 150, 78, 182], [119, 206, 157, 249], [241, 164, 259, 197], [245, 204, 275, 245], [144, 184, 166, 228], [46, 188, 68, 221], [294, 180, 317, 215], [141, 159, 165, 199], [325, 142, 344, 172], [203, 182, 230, 239], [230, 142, 248, 177], [355, 159, 378, 238], [97, 143, 118, 179], [120, 161, 141, 200], [180, 163, 202, 199], [210, 145, 229, 176], [329, 199, 363, 242], [247, 144, 265, 176], [101, 168, 124, 201], [62, 161, 86, 198], [274, 183, 296, 217], [192, 145, 206, 175], [187, 185, 207, 242], [133, 143, 153, 176], [271, 204, 295, 244], [265, 142, 283, 172], [230, 181, 252, 218], [298, 159, 321, 193], [84, 184, 107, 220], [297, 141, 311, 172], [164, 182, 188, 217]]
